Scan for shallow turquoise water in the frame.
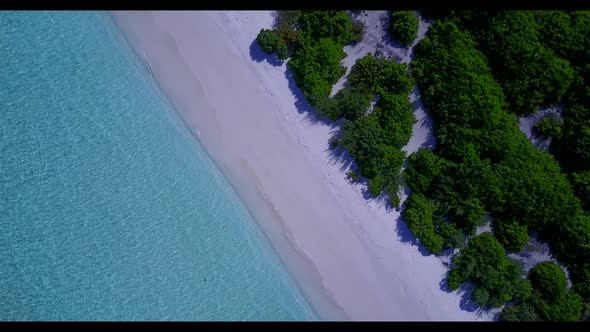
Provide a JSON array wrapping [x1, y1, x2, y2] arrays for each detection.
[[0, 11, 317, 321]]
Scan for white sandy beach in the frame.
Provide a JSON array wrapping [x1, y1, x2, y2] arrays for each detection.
[[112, 11, 492, 321]]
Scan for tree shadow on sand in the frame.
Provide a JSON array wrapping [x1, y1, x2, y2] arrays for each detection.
[[284, 70, 336, 127], [249, 39, 283, 68], [438, 273, 495, 318]]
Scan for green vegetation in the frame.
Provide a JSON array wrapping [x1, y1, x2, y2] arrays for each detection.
[[501, 261, 583, 321], [533, 114, 564, 140], [257, 12, 415, 205], [426, 11, 575, 115], [256, 29, 289, 60], [494, 220, 529, 253], [447, 233, 531, 307], [289, 37, 347, 104], [407, 14, 590, 320], [528, 261, 567, 302], [256, 10, 590, 320], [389, 11, 419, 47]]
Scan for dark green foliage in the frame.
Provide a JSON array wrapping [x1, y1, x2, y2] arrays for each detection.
[[379, 61, 414, 95], [333, 55, 413, 199], [447, 268, 461, 291], [551, 105, 590, 174], [340, 114, 384, 179], [404, 149, 449, 195], [298, 11, 355, 45], [545, 291, 584, 321], [368, 176, 384, 197], [456, 11, 575, 115], [448, 233, 528, 307], [528, 261, 568, 302], [402, 193, 444, 254], [406, 11, 590, 320], [275, 39, 289, 60], [533, 114, 564, 140], [493, 146, 580, 232], [350, 18, 365, 43], [275, 11, 301, 46], [494, 220, 529, 253], [572, 282, 590, 301], [347, 55, 382, 93], [332, 88, 372, 121], [259, 11, 414, 223], [500, 303, 541, 321], [389, 11, 419, 47], [472, 287, 490, 307], [315, 96, 340, 121], [376, 145, 405, 199], [411, 18, 590, 304], [374, 92, 415, 148], [570, 171, 590, 211], [437, 220, 465, 249], [348, 55, 414, 95], [289, 37, 346, 104], [256, 29, 282, 54]]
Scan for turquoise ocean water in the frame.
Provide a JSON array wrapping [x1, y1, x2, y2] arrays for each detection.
[[0, 11, 317, 321]]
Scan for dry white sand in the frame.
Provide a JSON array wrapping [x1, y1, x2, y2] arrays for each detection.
[[112, 10, 492, 321]]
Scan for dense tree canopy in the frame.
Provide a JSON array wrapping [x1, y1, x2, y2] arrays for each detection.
[[389, 11, 419, 47], [409, 16, 590, 318], [402, 193, 444, 254], [448, 233, 531, 307], [528, 261, 568, 302], [256, 10, 590, 320]]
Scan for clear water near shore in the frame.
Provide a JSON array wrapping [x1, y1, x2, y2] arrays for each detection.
[[0, 11, 316, 321]]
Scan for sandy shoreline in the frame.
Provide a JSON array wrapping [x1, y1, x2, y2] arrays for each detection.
[[112, 11, 491, 321]]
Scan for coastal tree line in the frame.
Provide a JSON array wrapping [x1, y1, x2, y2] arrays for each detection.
[[408, 12, 590, 320], [256, 10, 590, 321], [256, 11, 417, 207]]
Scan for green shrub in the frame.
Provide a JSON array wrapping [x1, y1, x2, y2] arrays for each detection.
[[368, 176, 384, 197], [389, 11, 419, 47], [333, 88, 372, 121], [256, 29, 282, 54], [528, 261, 568, 301], [533, 114, 564, 140], [402, 193, 444, 254], [494, 220, 529, 253]]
